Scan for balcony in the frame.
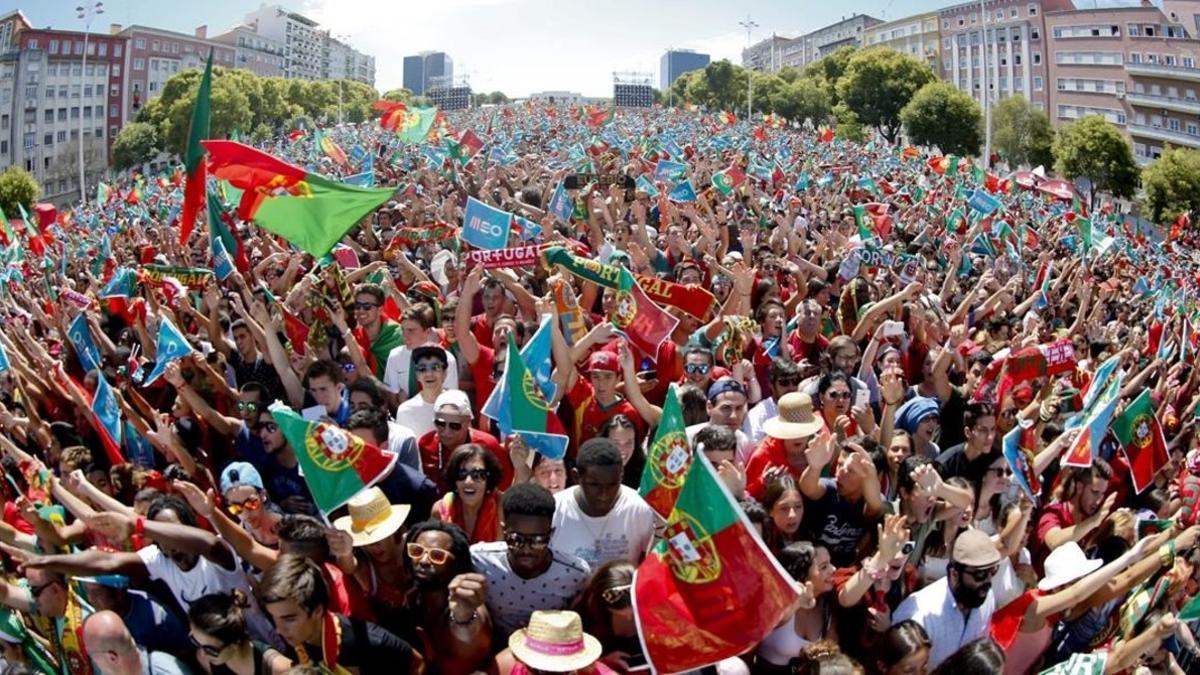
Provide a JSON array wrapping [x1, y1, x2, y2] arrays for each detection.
[[1125, 62, 1200, 82], [1128, 122, 1200, 149], [1125, 92, 1200, 114]]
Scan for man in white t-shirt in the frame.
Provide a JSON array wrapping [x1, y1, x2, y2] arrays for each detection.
[[550, 438, 656, 567], [383, 305, 458, 397], [394, 346, 453, 437]]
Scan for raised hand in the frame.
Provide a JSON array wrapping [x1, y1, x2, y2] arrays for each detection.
[[804, 430, 836, 469]]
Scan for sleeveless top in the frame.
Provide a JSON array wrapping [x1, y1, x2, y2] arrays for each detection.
[[210, 641, 275, 675]]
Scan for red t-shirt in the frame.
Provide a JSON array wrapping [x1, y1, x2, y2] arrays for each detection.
[[596, 340, 682, 407], [469, 345, 498, 415], [787, 331, 829, 367], [566, 378, 645, 449], [1033, 501, 1074, 573], [416, 427, 513, 493], [471, 314, 494, 350], [3, 502, 34, 535]]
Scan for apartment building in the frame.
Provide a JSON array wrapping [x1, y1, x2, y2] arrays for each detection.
[[211, 23, 285, 78], [743, 34, 795, 72], [864, 11, 943, 72], [243, 5, 323, 81], [112, 24, 235, 124]]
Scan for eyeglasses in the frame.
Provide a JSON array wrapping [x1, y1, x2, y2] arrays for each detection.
[[351, 302, 379, 311], [1000, 408, 1018, 419], [825, 391, 852, 401], [415, 363, 445, 374], [955, 564, 999, 583], [236, 401, 260, 413], [227, 497, 262, 516], [29, 579, 61, 598], [685, 363, 711, 375], [505, 532, 551, 550], [434, 419, 464, 432], [774, 376, 801, 388], [254, 421, 278, 433], [457, 467, 489, 482], [407, 542, 454, 565], [601, 584, 632, 607], [188, 633, 226, 658], [986, 466, 1013, 478]]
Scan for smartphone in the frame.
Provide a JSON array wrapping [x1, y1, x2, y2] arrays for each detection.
[[900, 540, 916, 556], [882, 320, 906, 337], [624, 652, 650, 672]]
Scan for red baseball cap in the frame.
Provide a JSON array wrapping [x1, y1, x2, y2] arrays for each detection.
[[586, 351, 620, 374]]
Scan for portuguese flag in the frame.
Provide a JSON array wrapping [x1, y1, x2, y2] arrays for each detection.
[[633, 454, 799, 673], [270, 404, 398, 514], [202, 140, 395, 258], [711, 164, 746, 196], [1111, 389, 1168, 494], [503, 338, 569, 461], [179, 51, 213, 247], [397, 107, 438, 144], [638, 384, 691, 518]]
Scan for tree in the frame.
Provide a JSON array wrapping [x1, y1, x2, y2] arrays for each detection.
[[804, 46, 857, 105], [1141, 146, 1200, 223], [772, 77, 831, 126], [111, 122, 160, 171], [0, 167, 39, 218], [160, 75, 252, 156], [834, 103, 865, 143], [487, 91, 509, 104], [1052, 115, 1139, 208], [991, 94, 1053, 169], [382, 88, 414, 103], [836, 48, 935, 143], [900, 81, 982, 156]]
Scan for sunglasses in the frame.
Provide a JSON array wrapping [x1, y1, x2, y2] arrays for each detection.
[[505, 531, 551, 550], [986, 466, 1013, 478], [254, 421, 279, 433], [351, 302, 379, 311], [825, 391, 852, 401], [457, 467, 489, 482], [955, 563, 999, 583], [407, 542, 454, 565], [236, 401, 260, 413], [29, 579, 61, 598], [415, 363, 444, 374], [226, 497, 262, 516], [774, 376, 801, 388], [601, 584, 632, 607], [189, 633, 225, 658], [434, 419, 464, 431], [685, 363, 711, 375]]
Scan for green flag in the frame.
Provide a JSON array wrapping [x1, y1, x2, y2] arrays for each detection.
[[398, 107, 438, 144], [638, 384, 691, 518], [179, 50, 213, 246], [253, 173, 394, 258]]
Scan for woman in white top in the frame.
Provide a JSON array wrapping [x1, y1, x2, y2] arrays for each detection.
[[919, 476, 974, 584], [756, 542, 836, 674]]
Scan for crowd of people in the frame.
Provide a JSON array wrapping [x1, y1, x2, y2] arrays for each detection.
[[0, 100, 1194, 675]]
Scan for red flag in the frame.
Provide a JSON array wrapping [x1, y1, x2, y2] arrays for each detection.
[[818, 127, 834, 143], [1112, 391, 1168, 493], [1147, 321, 1164, 357], [287, 129, 306, 141], [201, 140, 309, 222], [374, 100, 408, 131]]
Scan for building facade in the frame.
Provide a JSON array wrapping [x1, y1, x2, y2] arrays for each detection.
[[938, 0, 1074, 114], [742, 34, 795, 72], [864, 11, 943, 72], [4, 28, 130, 204], [402, 51, 452, 95], [112, 25, 235, 125], [1045, 1, 1200, 164], [788, 14, 884, 69], [0, 11, 33, 174], [660, 50, 710, 90], [211, 23, 285, 77]]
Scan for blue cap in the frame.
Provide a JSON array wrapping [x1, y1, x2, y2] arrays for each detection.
[[707, 377, 746, 403], [220, 462, 264, 495]]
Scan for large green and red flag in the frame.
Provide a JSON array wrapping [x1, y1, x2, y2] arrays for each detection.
[[1111, 389, 1168, 494], [270, 403, 398, 514], [179, 50, 213, 247], [543, 246, 678, 359], [638, 384, 691, 518], [202, 140, 395, 258], [633, 454, 799, 673], [396, 107, 438, 144], [373, 100, 408, 131]]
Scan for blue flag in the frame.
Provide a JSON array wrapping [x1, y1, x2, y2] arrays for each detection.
[[795, 172, 810, 192], [968, 188, 1001, 215], [91, 375, 123, 453], [635, 175, 659, 197], [462, 197, 512, 250], [482, 316, 557, 434], [211, 236, 235, 281], [667, 179, 698, 203], [124, 421, 155, 469], [514, 215, 542, 242], [67, 314, 102, 375], [342, 170, 375, 187], [0, 341, 10, 373], [548, 183, 574, 222], [1002, 427, 1038, 505], [98, 267, 136, 299], [653, 160, 687, 182], [1133, 277, 1150, 295], [143, 317, 194, 385]]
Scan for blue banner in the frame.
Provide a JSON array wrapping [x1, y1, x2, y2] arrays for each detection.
[[482, 317, 556, 434], [67, 313, 102, 374], [653, 159, 687, 182], [211, 236, 235, 281], [968, 188, 1001, 215], [548, 183, 573, 222], [635, 175, 659, 197], [143, 317, 195, 385], [462, 197, 512, 250], [667, 179, 697, 203], [91, 375, 123, 450]]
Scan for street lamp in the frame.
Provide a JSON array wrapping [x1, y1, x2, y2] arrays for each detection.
[[740, 16, 758, 121], [980, 0, 991, 167], [333, 33, 350, 126], [77, 1, 103, 203]]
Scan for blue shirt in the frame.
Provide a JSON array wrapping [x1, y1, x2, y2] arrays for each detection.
[[123, 590, 190, 655]]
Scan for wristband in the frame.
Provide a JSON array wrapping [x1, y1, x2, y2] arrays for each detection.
[[134, 516, 146, 537], [449, 609, 479, 626]]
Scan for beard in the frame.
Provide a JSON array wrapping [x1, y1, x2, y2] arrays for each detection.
[[951, 580, 991, 610]]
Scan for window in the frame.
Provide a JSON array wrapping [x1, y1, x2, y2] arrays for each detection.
[[47, 64, 56, 76], [1034, 76, 1043, 90], [22, 133, 34, 148], [114, 44, 122, 58], [47, 40, 58, 55], [151, 60, 158, 72], [1186, 57, 1196, 68], [42, 109, 52, 123], [85, 65, 94, 77], [56, 130, 65, 142], [97, 42, 106, 57], [1029, 4, 1037, 15], [0, 141, 7, 155], [71, 64, 81, 76], [43, 133, 52, 146], [70, 107, 79, 119], [134, 38, 145, 49], [1031, 28, 1040, 39], [57, 108, 66, 121], [1166, 55, 1178, 66], [74, 41, 83, 55], [1169, 118, 1180, 131], [1130, 52, 1142, 63], [1129, 24, 1140, 36], [151, 40, 160, 52], [171, 42, 179, 54], [1189, 123, 1198, 136], [27, 39, 37, 49], [86, 42, 95, 56], [44, 88, 53, 99], [133, 58, 144, 71], [1015, 53, 1022, 65], [0, 115, 7, 130], [70, 129, 78, 141], [83, 85, 92, 97], [109, 104, 117, 117], [71, 85, 79, 99], [58, 86, 67, 98]]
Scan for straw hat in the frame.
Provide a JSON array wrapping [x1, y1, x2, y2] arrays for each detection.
[[763, 393, 823, 440], [332, 487, 410, 547], [508, 610, 603, 673]]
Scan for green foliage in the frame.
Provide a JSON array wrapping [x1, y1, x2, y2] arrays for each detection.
[[834, 103, 865, 143], [1052, 115, 1139, 207], [836, 48, 935, 143], [160, 71, 253, 156], [381, 88, 414, 103], [804, 46, 857, 106], [0, 167, 40, 217], [900, 82, 981, 156], [111, 122, 160, 171], [991, 95, 1053, 169], [1141, 146, 1200, 224], [774, 77, 831, 126], [664, 60, 828, 122]]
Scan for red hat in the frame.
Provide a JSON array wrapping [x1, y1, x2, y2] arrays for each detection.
[[586, 351, 620, 374]]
